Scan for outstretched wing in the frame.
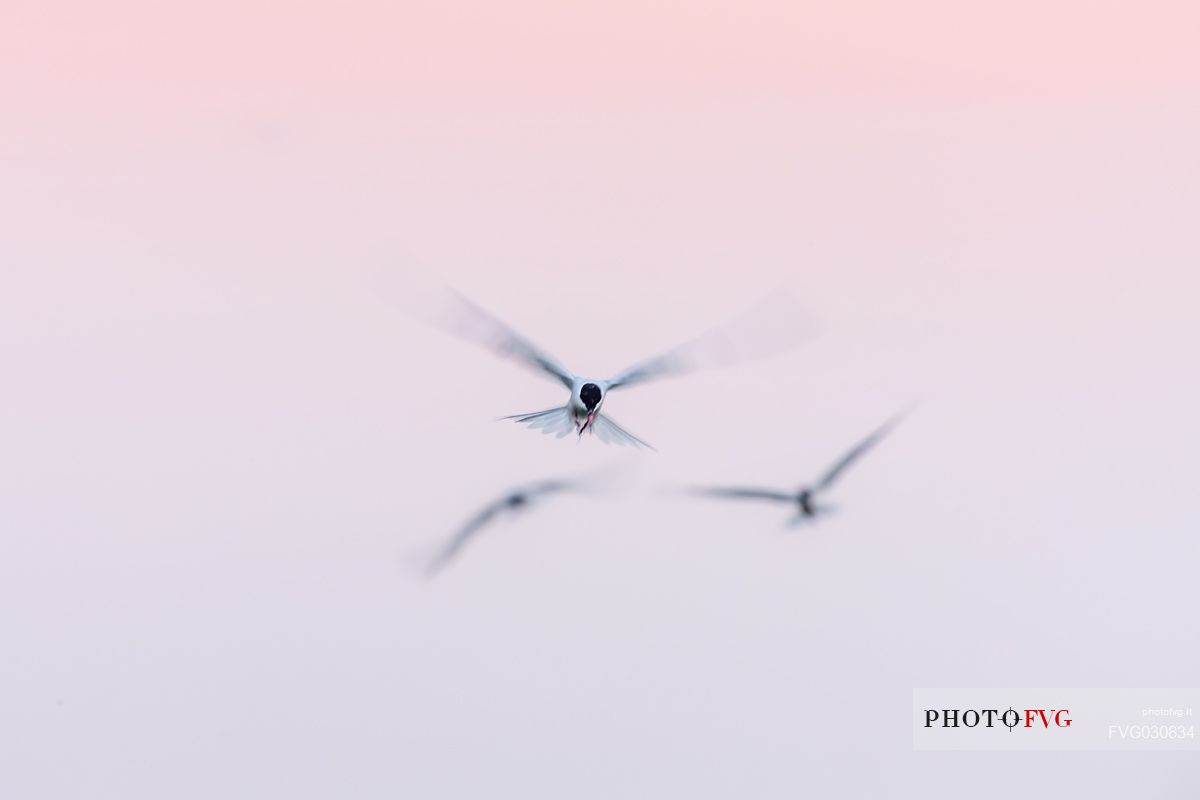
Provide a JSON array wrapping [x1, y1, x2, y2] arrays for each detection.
[[814, 412, 906, 491], [590, 414, 656, 450], [503, 406, 576, 438], [690, 486, 795, 503], [425, 499, 506, 575], [444, 290, 576, 389], [604, 346, 692, 391], [523, 479, 574, 497], [425, 481, 573, 576], [606, 290, 809, 391]]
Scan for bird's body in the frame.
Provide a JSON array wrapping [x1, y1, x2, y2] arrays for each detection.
[[569, 380, 605, 434], [691, 413, 906, 523], [797, 488, 816, 518]]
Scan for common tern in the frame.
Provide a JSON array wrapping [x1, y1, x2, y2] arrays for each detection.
[[441, 290, 803, 450], [425, 479, 571, 576], [691, 413, 905, 522]]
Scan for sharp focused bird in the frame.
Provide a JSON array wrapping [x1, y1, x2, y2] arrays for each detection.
[[691, 413, 906, 523], [440, 290, 804, 450], [425, 480, 571, 576]]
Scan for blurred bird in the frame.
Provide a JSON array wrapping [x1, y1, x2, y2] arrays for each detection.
[[425, 479, 572, 576], [439, 289, 806, 450], [690, 413, 906, 523]]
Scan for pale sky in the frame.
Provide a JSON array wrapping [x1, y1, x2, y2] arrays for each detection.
[[2, 2, 1199, 797]]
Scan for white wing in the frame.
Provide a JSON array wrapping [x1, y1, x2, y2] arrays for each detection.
[[604, 346, 692, 391], [504, 406, 576, 438], [443, 290, 577, 389], [606, 290, 809, 391], [590, 414, 656, 450]]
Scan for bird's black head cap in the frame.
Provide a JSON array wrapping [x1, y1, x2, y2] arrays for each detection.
[[580, 383, 602, 411]]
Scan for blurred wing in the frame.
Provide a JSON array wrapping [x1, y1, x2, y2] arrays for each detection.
[[606, 290, 811, 391], [425, 499, 505, 576], [691, 486, 795, 503], [590, 414, 656, 450], [604, 347, 690, 391], [425, 480, 572, 576], [814, 412, 906, 490], [524, 479, 573, 497], [444, 290, 576, 388], [503, 406, 576, 438]]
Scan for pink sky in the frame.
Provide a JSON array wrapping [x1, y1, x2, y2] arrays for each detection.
[[5, 1, 1199, 130]]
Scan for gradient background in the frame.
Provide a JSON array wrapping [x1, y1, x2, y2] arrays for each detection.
[[3, 1, 1199, 797]]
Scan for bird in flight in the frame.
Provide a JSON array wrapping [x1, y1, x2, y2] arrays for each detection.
[[690, 413, 906, 523], [425, 479, 572, 576], [440, 290, 803, 450]]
